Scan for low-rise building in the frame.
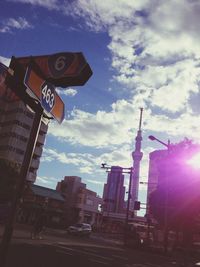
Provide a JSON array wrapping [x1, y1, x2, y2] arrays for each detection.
[[17, 184, 65, 228], [56, 176, 102, 227]]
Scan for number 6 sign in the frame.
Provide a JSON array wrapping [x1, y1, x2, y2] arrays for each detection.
[[17, 52, 93, 87]]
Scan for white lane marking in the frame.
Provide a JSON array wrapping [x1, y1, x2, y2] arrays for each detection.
[[112, 254, 128, 261], [90, 259, 109, 265], [145, 264, 160, 267], [56, 249, 73, 256], [126, 264, 160, 267], [56, 246, 75, 251], [83, 248, 99, 253], [55, 244, 112, 261]]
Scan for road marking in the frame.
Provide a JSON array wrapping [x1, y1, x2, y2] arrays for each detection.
[[55, 244, 112, 261], [126, 264, 159, 267], [56, 249, 73, 256], [144, 264, 160, 267], [83, 248, 99, 253], [55, 245, 76, 252], [90, 259, 109, 265], [112, 255, 128, 261], [125, 264, 145, 267]]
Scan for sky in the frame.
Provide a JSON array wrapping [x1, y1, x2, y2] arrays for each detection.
[[1, 0, 200, 208]]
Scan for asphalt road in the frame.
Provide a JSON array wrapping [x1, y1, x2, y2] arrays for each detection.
[[3, 240, 170, 267], [0, 225, 199, 267]]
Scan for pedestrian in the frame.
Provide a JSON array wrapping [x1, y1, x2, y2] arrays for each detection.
[[31, 210, 47, 239]]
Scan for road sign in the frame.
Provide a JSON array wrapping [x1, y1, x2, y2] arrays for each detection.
[[24, 66, 65, 123], [41, 82, 55, 113], [16, 52, 93, 87]]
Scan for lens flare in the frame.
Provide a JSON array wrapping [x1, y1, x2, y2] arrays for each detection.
[[187, 152, 200, 169]]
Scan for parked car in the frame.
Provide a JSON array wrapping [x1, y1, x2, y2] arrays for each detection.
[[67, 223, 92, 236]]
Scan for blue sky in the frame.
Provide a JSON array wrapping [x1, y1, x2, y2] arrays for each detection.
[[1, 0, 200, 207]]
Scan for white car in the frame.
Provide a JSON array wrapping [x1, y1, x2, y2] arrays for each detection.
[[67, 223, 92, 236]]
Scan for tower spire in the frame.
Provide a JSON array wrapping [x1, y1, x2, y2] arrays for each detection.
[[138, 107, 143, 131], [131, 108, 143, 214]]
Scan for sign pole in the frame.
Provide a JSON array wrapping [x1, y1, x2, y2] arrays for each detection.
[[0, 104, 43, 267]]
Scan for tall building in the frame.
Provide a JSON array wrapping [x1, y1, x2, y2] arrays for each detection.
[[102, 166, 125, 214], [146, 149, 167, 214], [0, 62, 48, 182], [131, 108, 143, 208]]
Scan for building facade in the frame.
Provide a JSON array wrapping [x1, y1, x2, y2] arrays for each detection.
[[56, 176, 102, 226], [146, 149, 167, 214], [17, 184, 65, 228], [102, 166, 125, 214], [0, 62, 48, 183]]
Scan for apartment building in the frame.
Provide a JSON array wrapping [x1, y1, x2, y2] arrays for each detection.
[[76, 187, 102, 224], [56, 176, 102, 226], [0, 62, 48, 183]]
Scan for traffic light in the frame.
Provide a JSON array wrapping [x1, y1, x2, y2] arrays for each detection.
[[134, 201, 141, 210]]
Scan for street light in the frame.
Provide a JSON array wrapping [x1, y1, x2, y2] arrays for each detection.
[[101, 163, 134, 245], [148, 135, 170, 253]]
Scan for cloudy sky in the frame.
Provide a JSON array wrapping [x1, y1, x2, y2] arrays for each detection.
[[1, 0, 200, 207]]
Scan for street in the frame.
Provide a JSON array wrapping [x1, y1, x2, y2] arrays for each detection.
[[0, 225, 175, 267]]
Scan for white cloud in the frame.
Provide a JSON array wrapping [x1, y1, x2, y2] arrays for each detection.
[[42, 143, 135, 175], [58, 0, 200, 142], [56, 87, 77, 97], [86, 179, 104, 185], [8, 0, 59, 10], [48, 100, 141, 148], [0, 17, 32, 33], [63, 0, 149, 31], [36, 175, 58, 189], [42, 147, 95, 167], [0, 56, 10, 66]]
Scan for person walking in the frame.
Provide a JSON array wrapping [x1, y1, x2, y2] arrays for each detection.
[[31, 210, 47, 239]]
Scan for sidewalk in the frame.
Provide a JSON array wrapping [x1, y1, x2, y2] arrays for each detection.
[[0, 223, 124, 246]]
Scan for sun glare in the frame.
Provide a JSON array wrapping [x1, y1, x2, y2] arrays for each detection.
[[187, 152, 200, 169]]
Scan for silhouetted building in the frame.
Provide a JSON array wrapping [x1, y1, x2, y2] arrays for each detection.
[[102, 166, 125, 214], [17, 184, 65, 228], [146, 149, 167, 214], [0, 62, 48, 183]]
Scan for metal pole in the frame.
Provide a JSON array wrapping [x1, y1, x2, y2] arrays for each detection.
[[124, 167, 133, 245], [0, 105, 43, 267], [163, 140, 170, 253]]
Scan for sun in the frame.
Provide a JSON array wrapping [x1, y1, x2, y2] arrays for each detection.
[[187, 152, 200, 169]]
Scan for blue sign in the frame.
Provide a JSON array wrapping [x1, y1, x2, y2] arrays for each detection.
[[41, 82, 55, 113]]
